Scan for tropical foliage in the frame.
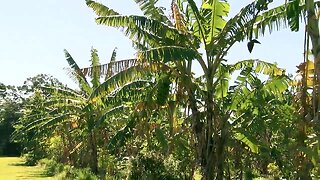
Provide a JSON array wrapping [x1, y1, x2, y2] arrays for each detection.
[[2, 0, 320, 179]]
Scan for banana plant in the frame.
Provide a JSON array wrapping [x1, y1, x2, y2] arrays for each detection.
[[86, 0, 291, 178], [228, 67, 294, 177], [252, 0, 320, 177], [14, 48, 152, 174]]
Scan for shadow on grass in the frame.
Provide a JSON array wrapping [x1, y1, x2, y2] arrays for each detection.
[[25, 172, 52, 178], [14, 169, 53, 178], [8, 162, 30, 166], [6, 159, 52, 178]]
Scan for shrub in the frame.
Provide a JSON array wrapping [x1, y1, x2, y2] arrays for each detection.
[[39, 158, 64, 176], [129, 153, 178, 180], [23, 153, 38, 166], [54, 166, 98, 180], [73, 168, 98, 180]]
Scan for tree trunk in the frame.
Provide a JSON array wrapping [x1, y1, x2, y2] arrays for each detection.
[[294, 0, 320, 178], [214, 115, 226, 180], [215, 137, 224, 180], [185, 81, 206, 178], [89, 131, 98, 174], [204, 92, 215, 180], [306, 0, 320, 119]]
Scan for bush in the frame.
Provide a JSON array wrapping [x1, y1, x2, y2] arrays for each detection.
[[39, 158, 64, 176], [38, 158, 99, 179], [22, 143, 48, 166], [23, 153, 40, 166], [73, 168, 98, 180], [98, 151, 126, 179], [129, 153, 179, 180], [54, 166, 98, 180]]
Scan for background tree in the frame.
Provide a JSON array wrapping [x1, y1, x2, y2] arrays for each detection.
[[13, 75, 64, 164], [0, 92, 22, 156]]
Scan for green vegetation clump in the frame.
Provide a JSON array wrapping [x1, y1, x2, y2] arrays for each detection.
[[2, 0, 320, 179]]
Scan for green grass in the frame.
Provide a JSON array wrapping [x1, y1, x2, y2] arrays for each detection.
[[0, 157, 53, 180]]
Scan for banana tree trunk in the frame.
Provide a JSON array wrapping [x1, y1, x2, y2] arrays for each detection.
[[306, 0, 320, 120], [184, 66, 227, 179], [202, 112, 226, 180], [89, 131, 98, 174], [204, 87, 215, 179], [296, 0, 320, 178], [213, 113, 227, 180], [184, 79, 207, 177], [204, 71, 227, 179]]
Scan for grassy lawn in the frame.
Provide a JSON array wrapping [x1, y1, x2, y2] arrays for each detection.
[[0, 157, 52, 180]]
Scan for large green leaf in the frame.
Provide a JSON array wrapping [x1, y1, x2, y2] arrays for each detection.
[[109, 47, 117, 63], [96, 105, 127, 127], [133, 0, 171, 24], [216, 0, 272, 54], [234, 132, 259, 154], [214, 64, 230, 98], [81, 59, 137, 78], [39, 113, 73, 130], [139, 46, 200, 63], [202, 0, 230, 43], [86, 0, 119, 16], [90, 64, 169, 101], [231, 59, 283, 76], [185, 0, 207, 44], [155, 128, 168, 152], [253, 1, 320, 37], [90, 48, 101, 88], [40, 86, 84, 99], [107, 115, 137, 153], [105, 80, 151, 107], [64, 50, 92, 94], [96, 15, 188, 46], [286, 0, 301, 31], [263, 75, 291, 96]]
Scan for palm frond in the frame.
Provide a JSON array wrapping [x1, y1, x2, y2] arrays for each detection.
[[215, 0, 272, 54], [32, 113, 77, 138], [138, 46, 200, 63], [231, 59, 284, 76], [201, 0, 230, 43], [39, 113, 73, 130], [253, 1, 320, 37], [86, 0, 119, 16], [96, 105, 127, 127], [64, 50, 92, 94], [96, 15, 189, 46], [44, 98, 83, 108], [40, 86, 84, 99], [80, 58, 137, 78], [214, 64, 230, 98], [107, 114, 137, 153], [230, 68, 290, 111], [233, 131, 260, 153], [90, 63, 170, 101], [24, 117, 52, 132], [217, 2, 256, 47], [263, 75, 291, 96], [134, 0, 171, 24], [105, 80, 152, 106], [109, 47, 117, 63], [90, 48, 101, 88], [185, 0, 207, 44], [172, 0, 188, 33]]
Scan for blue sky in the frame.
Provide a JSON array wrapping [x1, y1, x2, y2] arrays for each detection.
[[0, 0, 303, 88]]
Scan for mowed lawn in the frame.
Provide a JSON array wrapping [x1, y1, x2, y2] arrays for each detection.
[[0, 157, 52, 180]]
